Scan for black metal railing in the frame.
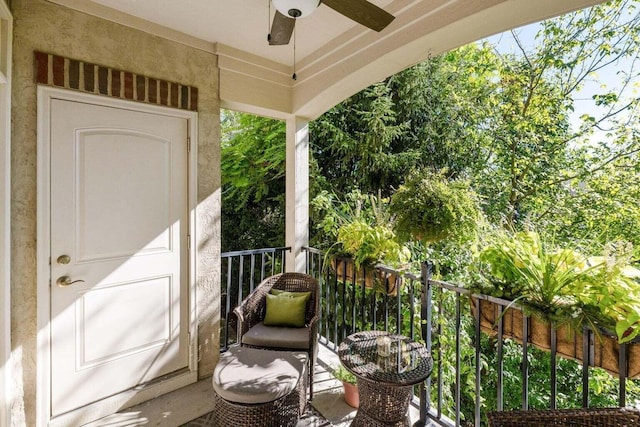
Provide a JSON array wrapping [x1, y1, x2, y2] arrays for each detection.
[[219, 248, 637, 425], [303, 247, 430, 420], [220, 246, 290, 350], [423, 265, 639, 427], [302, 249, 425, 350]]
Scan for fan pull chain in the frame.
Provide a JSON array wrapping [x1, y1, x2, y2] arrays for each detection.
[[292, 25, 297, 80], [267, 0, 271, 43]]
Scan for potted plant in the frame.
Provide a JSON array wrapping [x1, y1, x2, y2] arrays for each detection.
[[473, 229, 640, 377], [335, 219, 411, 270], [332, 365, 359, 408], [389, 170, 481, 244], [313, 190, 411, 293]]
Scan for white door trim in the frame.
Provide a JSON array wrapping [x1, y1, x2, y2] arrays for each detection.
[[36, 86, 198, 427], [0, 2, 12, 427]]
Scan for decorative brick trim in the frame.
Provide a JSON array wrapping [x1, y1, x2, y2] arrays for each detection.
[[34, 51, 198, 111]]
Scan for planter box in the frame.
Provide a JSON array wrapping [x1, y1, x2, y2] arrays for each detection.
[[472, 297, 640, 379], [331, 258, 401, 296]]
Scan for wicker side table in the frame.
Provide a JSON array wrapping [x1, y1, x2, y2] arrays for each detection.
[[338, 331, 433, 427]]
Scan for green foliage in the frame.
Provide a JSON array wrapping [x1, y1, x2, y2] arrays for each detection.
[[476, 230, 640, 342], [310, 82, 405, 195], [332, 365, 357, 384], [221, 0, 640, 418], [311, 190, 410, 268], [336, 220, 410, 269], [479, 0, 640, 228], [312, 190, 391, 242], [310, 44, 496, 199], [222, 111, 286, 208], [541, 161, 640, 260], [390, 170, 481, 244], [221, 111, 286, 251]]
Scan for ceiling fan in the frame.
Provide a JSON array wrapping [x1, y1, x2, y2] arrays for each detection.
[[268, 0, 396, 45]]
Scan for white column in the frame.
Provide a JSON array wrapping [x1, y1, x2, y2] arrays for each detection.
[[0, 3, 11, 427], [285, 116, 309, 273]]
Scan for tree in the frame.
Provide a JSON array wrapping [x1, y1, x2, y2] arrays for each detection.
[[221, 111, 286, 251], [482, 0, 640, 228], [310, 43, 498, 199]]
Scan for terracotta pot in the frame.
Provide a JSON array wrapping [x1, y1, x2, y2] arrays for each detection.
[[342, 381, 359, 408], [470, 297, 640, 379]]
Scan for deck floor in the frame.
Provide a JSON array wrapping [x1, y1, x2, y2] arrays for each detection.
[[87, 342, 420, 426]]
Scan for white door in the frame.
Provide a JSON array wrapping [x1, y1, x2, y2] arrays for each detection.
[[49, 98, 190, 417]]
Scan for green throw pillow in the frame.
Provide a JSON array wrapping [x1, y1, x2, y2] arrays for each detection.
[[263, 292, 310, 327]]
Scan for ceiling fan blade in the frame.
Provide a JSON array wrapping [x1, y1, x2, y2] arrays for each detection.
[[269, 10, 295, 45], [322, 0, 395, 32]]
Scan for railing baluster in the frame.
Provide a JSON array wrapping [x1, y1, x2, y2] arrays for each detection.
[[582, 327, 590, 408], [370, 282, 376, 330], [474, 297, 481, 427], [437, 286, 443, 419], [396, 275, 402, 335], [224, 257, 233, 350], [351, 269, 357, 334], [550, 324, 557, 410], [361, 271, 367, 330], [455, 293, 462, 427], [522, 314, 529, 410], [409, 276, 416, 340], [334, 260, 347, 345], [383, 288, 389, 332], [249, 254, 256, 292], [328, 265, 335, 347], [238, 255, 245, 307], [619, 342, 628, 407], [420, 262, 432, 426], [497, 305, 504, 411]]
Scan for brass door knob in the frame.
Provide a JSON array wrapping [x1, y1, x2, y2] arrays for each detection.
[[56, 276, 85, 287], [57, 255, 71, 264]]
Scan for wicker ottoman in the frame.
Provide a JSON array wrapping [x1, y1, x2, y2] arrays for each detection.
[[212, 346, 308, 427]]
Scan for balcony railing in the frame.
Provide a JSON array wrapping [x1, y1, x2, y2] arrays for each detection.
[[220, 246, 290, 350], [221, 247, 638, 426], [425, 274, 639, 426]]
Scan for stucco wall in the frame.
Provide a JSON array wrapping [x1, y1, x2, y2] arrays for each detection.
[[10, 0, 221, 425]]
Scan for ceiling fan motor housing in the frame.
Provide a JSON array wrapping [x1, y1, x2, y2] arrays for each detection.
[[272, 0, 320, 18]]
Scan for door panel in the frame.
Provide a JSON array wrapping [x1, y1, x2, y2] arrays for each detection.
[[78, 276, 172, 368], [75, 129, 173, 260], [49, 99, 189, 417]]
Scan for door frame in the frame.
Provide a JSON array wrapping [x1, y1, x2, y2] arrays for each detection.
[[36, 86, 198, 427], [0, 2, 11, 427]]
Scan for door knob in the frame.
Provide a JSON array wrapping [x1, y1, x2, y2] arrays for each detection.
[[57, 255, 71, 264], [56, 276, 85, 287]]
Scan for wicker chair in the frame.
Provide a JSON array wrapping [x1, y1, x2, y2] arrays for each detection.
[[487, 407, 640, 426], [234, 272, 320, 399]]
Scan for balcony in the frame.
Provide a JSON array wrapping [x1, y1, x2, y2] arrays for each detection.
[[221, 247, 640, 426]]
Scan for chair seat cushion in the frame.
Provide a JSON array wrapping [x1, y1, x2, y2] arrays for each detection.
[[212, 346, 307, 404], [241, 322, 311, 350]]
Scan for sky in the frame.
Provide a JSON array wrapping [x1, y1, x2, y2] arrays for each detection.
[[484, 14, 639, 143]]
